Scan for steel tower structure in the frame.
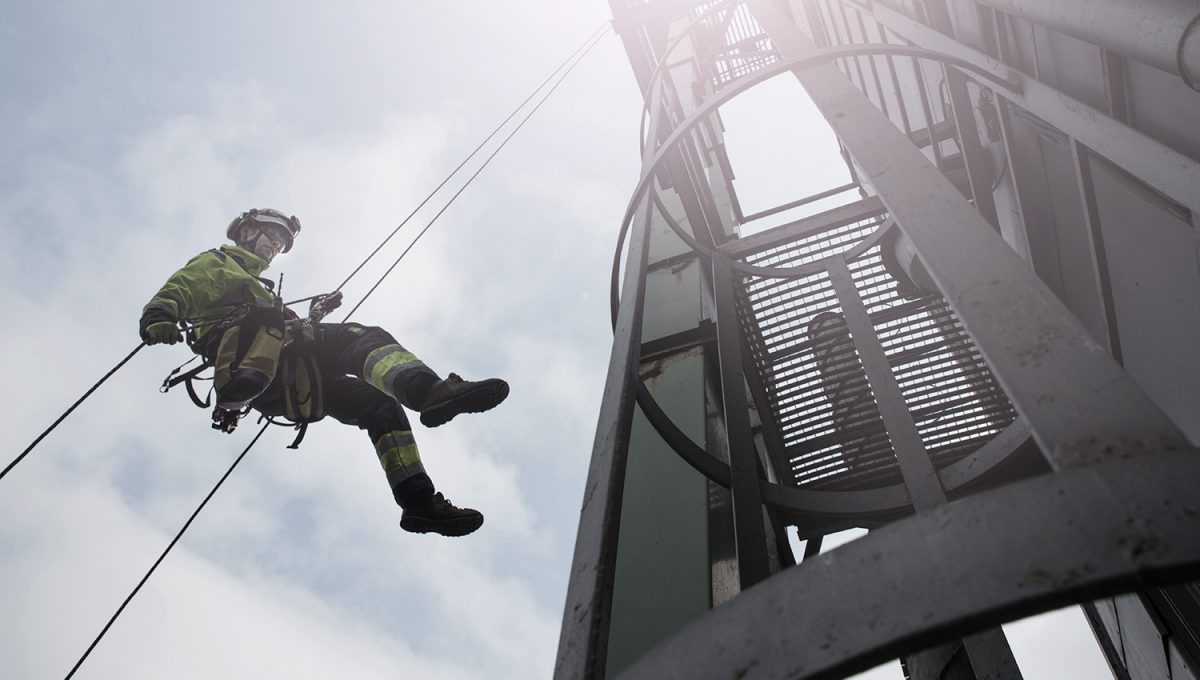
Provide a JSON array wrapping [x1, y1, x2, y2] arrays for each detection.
[[558, 1, 1200, 679]]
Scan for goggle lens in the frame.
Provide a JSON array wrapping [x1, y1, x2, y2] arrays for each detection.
[[261, 225, 288, 245]]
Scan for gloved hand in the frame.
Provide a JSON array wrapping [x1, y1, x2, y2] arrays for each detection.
[[311, 291, 343, 313], [140, 308, 182, 345], [144, 321, 183, 345], [309, 291, 343, 320]]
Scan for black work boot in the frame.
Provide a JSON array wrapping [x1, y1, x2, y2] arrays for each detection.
[[418, 373, 509, 428], [400, 492, 484, 537]]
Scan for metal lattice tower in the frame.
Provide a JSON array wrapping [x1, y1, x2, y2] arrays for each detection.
[[558, 1, 1200, 679]]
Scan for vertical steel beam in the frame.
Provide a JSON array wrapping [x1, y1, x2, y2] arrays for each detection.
[[852, 10, 893, 120], [826, 258, 946, 510], [992, 98, 1036, 262], [868, 3, 1200, 219], [712, 258, 771, 589], [943, 69, 1001, 227], [1100, 50, 1131, 122], [833, 1, 871, 94], [741, 338, 799, 486], [908, 55, 948, 169], [554, 192, 653, 680], [881, 46, 915, 137], [1080, 602, 1136, 680], [961, 630, 1023, 680], [748, 0, 1188, 470], [1069, 139, 1124, 364]]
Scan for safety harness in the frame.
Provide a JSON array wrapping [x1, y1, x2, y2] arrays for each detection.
[[159, 251, 340, 449]]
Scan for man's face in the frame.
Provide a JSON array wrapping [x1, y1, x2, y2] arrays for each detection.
[[238, 224, 288, 262]]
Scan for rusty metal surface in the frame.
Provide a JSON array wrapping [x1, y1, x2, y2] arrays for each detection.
[[617, 452, 1200, 680], [568, 3, 1198, 679], [554, 173, 656, 680]]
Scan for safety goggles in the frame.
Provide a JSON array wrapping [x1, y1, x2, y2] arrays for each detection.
[[244, 213, 298, 251], [255, 223, 291, 248]]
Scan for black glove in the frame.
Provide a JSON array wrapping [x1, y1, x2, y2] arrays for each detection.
[[139, 309, 182, 345], [309, 291, 343, 317]]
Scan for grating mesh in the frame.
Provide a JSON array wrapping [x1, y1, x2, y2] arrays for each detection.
[[847, 247, 1017, 467], [690, 2, 779, 88], [737, 218, 1017, 491]]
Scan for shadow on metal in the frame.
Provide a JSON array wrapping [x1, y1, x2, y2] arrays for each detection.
[[616, 452, 1200, 680]]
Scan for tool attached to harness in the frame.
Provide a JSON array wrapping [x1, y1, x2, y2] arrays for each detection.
[[212, 405, 249, 433], [160, 289, 338, 448], [162, 358, 251, 433], [272, 293, 337, 447], [284, 291, 342, 346]]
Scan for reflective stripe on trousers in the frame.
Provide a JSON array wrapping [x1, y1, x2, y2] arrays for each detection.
[[363, 344, 430, 405], [374, 430, 425, 487]]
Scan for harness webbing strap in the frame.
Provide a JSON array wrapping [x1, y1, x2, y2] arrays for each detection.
[[287, 421, 309, 450], [163, 360, 214, 408]]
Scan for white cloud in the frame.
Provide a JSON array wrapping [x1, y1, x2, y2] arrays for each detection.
[[0, 464, 486, 680], [3, 4, 1122, 680], [0, 27, 623, 677]]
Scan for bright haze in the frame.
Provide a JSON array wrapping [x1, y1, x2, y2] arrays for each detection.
[[0, 2, 1109, 679]]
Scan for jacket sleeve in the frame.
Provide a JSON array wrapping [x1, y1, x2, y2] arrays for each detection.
[[140, 251, 230, 324]]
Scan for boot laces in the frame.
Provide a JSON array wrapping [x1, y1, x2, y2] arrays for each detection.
[[429, 492, 456, 512]]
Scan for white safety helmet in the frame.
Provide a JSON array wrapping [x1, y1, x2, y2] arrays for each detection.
[[226, 208, 301, 253]]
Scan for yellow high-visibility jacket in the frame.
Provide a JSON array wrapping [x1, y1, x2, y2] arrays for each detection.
[[140, 245, 277, 346]]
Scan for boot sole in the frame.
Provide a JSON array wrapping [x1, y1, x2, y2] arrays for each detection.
[[400, 513, 484, 537], [419, 379, 509, 428]]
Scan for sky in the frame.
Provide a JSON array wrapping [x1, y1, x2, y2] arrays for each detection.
[[0, 2, 1111, 679]]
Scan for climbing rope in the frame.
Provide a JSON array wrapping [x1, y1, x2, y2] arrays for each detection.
[[3, 22, 611, 482], [4, 22, 613, 680], [62, 421, 270, 680], [332, 20, 612, 300], [340, 21, 611, 321], [1, 343, 146, 482]]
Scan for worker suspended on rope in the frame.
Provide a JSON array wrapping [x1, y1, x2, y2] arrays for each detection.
[[138, 208, 508, 537]]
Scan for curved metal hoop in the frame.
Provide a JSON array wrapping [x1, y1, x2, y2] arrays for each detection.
[[637, 0, 744, 157], [617, 452, 1200, 679], [643, 370, 1031, 518], [1178, 12, 1200, 92], [612, 43, 1022, 327], [611, 44, 1025, 515], [623, 43, 1020, 282]]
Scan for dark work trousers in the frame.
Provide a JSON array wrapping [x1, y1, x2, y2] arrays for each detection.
[[249, 322, 440, 506]]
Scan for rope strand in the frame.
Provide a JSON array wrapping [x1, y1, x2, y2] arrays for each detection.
[[63, 422, 270, 680], [331, 21, 612, 296], [19, 24, 611, 678], [342, 24, 611, 322], [3, 24, 610, 481], [2, 343, 146, 482]]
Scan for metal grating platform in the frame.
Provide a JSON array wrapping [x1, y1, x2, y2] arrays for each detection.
[[691, 1, 778, 88], [737, 215, 1017, 492]]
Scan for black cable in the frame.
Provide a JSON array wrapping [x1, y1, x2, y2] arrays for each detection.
[[331, 21, 611, 297], [342, 24, 611, 322], [282, 294, 323, 307], [21, 22, 607, 671], [63, 421, 270, 680], [4, 22, 609, 482], [2, 343, 146, 482]]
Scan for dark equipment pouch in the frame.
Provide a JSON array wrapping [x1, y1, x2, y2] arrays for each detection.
[[280, 354, 325, 424], [213, 306, 286, 410]]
